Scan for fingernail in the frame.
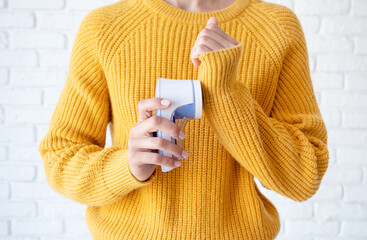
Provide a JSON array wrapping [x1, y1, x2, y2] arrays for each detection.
[[182, 150, 189, 159], [174, 161, 181, 167], [161, 99, 170, 106], [179, 131, 185, 139]]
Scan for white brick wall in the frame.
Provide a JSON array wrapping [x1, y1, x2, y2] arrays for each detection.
[[0, 0, 366, 239]]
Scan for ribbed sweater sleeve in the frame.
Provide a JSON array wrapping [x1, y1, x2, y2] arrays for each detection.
[[198, 12, 329, 202], [38, 10, 158, 207]]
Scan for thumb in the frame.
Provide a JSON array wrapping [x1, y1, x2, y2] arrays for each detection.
[[207, 16, 218, 26]]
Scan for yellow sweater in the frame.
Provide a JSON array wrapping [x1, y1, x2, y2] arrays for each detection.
[[38, 0, 329, 239]]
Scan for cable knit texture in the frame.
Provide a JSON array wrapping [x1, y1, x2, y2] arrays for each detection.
[[38, 0, 329, 239]]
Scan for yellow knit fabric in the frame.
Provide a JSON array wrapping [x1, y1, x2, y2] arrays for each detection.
[[38, 0, 329, 239]]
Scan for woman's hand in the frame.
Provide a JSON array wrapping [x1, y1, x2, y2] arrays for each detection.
[[190, 16, 239, 67], [128, 97, 189, 182]]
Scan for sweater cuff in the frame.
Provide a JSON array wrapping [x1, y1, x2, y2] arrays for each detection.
[[102, 147, 158, 199], [198, 42, 243, 101]]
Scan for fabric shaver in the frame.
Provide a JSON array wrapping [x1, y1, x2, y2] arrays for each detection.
[[154, 78, 203, 172]]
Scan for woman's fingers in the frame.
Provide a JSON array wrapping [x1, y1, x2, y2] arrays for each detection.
[[190, 16, 240, 67], [129, 136, 187, 160], [133, 151, 182, 168], [131, 115, 184, 141], [137, 97, 171, 124], [205, 22, 239, 45], [128, 97, 185, 181], [191, 28, 234, 64], [195, 27, 233, 49], [190, 43, 211, 67]]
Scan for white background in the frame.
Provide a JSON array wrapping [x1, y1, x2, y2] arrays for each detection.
[[0, 0, 366, 239]]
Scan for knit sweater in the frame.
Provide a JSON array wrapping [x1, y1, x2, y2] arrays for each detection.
[[38, 0, 329, 239]]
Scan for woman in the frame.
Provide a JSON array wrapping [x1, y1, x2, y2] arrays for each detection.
[[38, 0, 329, 239]]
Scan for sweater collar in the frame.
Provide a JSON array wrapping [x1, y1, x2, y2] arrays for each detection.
[[139, 0, 251, 24]]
